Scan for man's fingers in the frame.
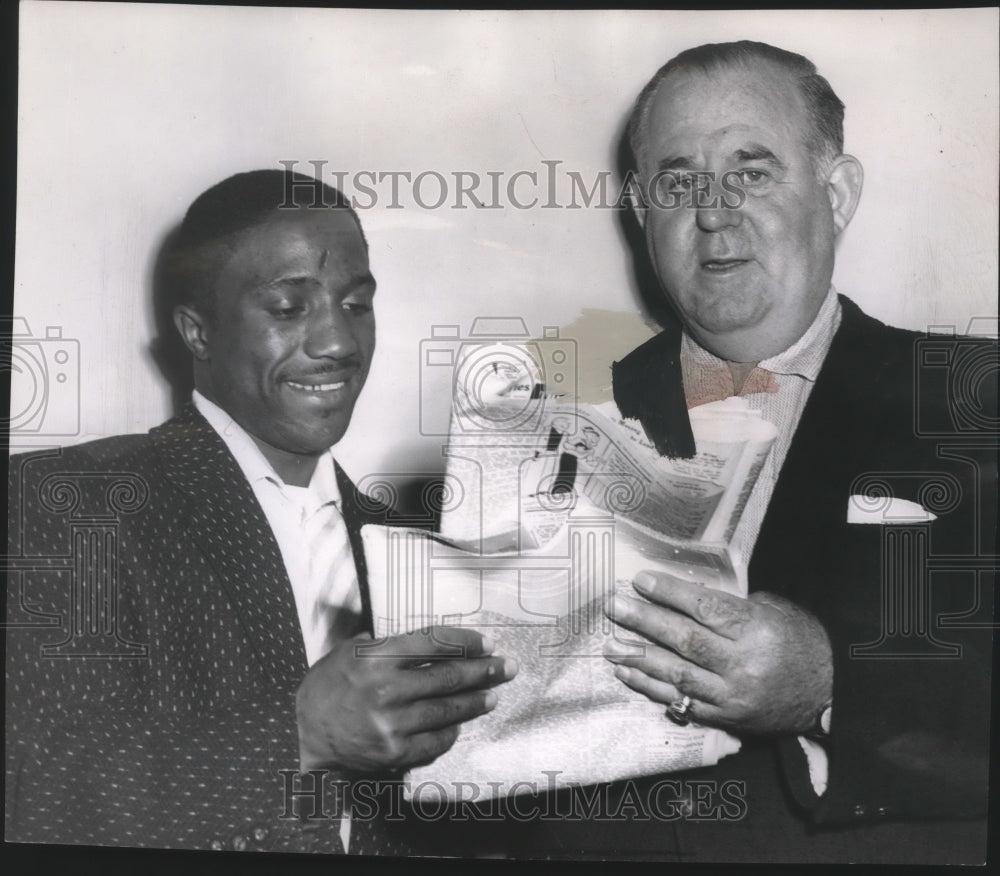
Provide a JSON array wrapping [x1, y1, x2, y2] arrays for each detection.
[[630, 571, 751, 639], [355, 626, 495, 665], [397, 726, 464, 769], [386, 655, 517, 705], [611, 664, 682, 706], [418, 625, 496, 658], [607, 593, 730, 672], [604, 637, 726, 704], [396, 687, 501, 736], [613, 666, 723, 727]]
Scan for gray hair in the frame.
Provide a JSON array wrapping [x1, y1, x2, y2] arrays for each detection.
[[627, 41, 845, 180]]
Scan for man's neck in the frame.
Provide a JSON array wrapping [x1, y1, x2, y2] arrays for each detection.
[[726, 361, 760, 395], [249, 437, 321, 488]]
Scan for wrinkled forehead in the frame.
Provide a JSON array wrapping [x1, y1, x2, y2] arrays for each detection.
[[238, 208, 367, 259], [644, 60, 812, 163], [216, 207, 371, 287]]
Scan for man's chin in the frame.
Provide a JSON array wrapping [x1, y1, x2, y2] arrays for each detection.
[[267, 411, 355, 458], [688, 316, 798, 362], [687, 306, 764, 342], [291, 425, 352, 455]]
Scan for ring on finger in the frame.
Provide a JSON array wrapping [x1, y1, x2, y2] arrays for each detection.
[[666, 694, 693, 726]]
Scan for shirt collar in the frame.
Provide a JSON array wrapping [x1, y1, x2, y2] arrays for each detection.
[[192, 390, 341, 512], [681, 285, 842, 382]]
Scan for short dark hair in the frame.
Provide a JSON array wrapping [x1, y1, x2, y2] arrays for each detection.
[[627, 41, 845, 179], [163, 168, 365, 317]]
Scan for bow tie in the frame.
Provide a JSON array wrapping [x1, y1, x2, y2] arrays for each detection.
[[685, 364, 780, 409], [611, 329, 781, 460]]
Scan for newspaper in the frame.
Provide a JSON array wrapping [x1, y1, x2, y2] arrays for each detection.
[[361, 361, 777, 803], [443, 394, 773, 540]]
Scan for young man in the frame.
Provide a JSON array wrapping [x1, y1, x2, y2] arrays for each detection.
[[5, 169, 516, 854]]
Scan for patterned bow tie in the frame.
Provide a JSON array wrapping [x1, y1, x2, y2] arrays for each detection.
[[684, 364, 780, 409]]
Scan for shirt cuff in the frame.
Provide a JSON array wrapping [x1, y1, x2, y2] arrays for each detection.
[[796, 735, 829, 797], [341, 806, 352, 853]]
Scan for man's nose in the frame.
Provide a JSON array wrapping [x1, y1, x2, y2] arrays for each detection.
[[695, 200, 743, 232], [695, 179, 743, 232], [303, 301, 358, 359]]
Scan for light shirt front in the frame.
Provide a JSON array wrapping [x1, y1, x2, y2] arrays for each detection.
[[193, 391, 363, 668], [680, 286, 842, 796], [681, 285, 842, 570]]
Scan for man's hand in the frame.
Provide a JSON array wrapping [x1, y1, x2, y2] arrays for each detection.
[[296, 626, 517, 773], [604, 571, 832, 736]]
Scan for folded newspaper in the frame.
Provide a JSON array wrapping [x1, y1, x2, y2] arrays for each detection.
[[362, 350, 777, 803]]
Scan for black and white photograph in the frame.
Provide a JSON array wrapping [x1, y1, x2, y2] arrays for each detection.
[[4, 4, 998, 868]]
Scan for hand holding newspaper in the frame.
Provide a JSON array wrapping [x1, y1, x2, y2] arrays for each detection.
[[362, 346, 777, 803]]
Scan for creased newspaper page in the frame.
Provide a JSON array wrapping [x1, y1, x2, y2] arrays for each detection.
[[441, 393, 776, 554], [361, 357, 778, 803], [361, 521, 743, 803]]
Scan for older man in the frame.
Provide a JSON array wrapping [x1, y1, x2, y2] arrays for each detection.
[[606, 39, 994, 864], [463, 41, 993, 864], [5, 169, 516, 854]]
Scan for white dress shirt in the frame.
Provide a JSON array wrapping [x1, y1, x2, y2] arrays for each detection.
[[193, 391, 363, 667]]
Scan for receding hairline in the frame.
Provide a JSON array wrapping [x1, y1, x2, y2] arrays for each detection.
[[627, 43, 845, 178], [642, 59, 812, 156]]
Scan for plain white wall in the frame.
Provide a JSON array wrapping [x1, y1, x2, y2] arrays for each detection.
[[13, 5, 999, 482]]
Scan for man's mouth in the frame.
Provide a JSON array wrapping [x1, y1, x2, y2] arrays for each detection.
[[285, 375, 354, 393], [701, 258, 750, 273]]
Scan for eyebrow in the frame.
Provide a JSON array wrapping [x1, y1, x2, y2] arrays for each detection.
[[733, 145, 786, 169], [258, 271, 377, 294], [656, 145, 788, 173], [345, 272, 377, 294], [656, 156, 698, 173]]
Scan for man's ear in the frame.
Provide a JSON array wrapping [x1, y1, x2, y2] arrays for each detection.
[[173, 304, 212, 361], [633, 198, 648, 230], [624, 168, 650, 230], [825, 155, 864, 235]]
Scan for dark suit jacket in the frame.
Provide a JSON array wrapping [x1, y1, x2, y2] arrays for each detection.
[[5, 404, 397, 853], [446, 296, 995, 862]]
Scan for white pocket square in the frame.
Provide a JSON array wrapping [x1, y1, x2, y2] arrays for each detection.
[[847, 494, 937, 524]]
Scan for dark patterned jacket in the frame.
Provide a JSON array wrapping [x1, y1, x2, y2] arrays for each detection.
[[5, 404, 407, 854]]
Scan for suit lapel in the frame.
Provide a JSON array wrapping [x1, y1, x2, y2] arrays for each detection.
[[748, 297, 898, 598], [151, 404, 308, 689], [611, 321, 696, 459]]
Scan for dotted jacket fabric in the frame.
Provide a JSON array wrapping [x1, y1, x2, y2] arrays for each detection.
[[5, 404, 410, 856]]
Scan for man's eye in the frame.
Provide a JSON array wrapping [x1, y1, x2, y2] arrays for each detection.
[[660, 173, 696, 193], [269, 304, 306, 318], [343, 302, 373, 315], [734, 169, 768, 186]]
